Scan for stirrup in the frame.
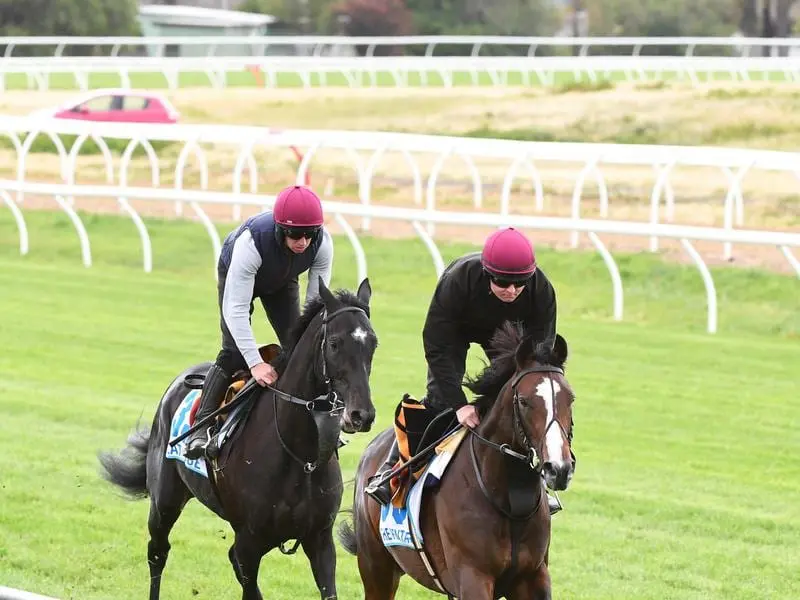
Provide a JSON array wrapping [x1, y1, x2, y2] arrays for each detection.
[[184, 427, 213, 460], [364, 468, 394, 505]]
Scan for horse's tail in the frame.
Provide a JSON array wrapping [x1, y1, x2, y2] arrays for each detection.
[[336, 510, 358, 555], [98, 423, 151, 499]]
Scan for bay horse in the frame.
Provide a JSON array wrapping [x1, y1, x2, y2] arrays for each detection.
[[339, 322, 575, 599], [98, 278, 378, 600]]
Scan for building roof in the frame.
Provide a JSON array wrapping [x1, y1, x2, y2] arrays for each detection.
[[138, 4, 276, 27]]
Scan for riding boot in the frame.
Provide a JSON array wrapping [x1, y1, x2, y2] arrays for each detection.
[[184, 364, 231, 460], [364, 438, 401, 506]]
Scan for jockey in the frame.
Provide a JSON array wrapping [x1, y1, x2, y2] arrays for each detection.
[[365, 227, 563, 513], [184, 184, 333, 460]]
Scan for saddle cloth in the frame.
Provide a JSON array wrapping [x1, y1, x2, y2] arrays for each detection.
[[378, 427, 467, 550], [165, 379, 250, 477]]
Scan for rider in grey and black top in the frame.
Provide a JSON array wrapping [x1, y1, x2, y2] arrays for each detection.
[[185, 185, 333, 459]]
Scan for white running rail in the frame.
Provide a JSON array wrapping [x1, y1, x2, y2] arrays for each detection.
[[2, 35, 800, 59], [1, 117, 799, 334], [0, 586, 60, 600], [2, 177, 799, 335], [4, 55, 800, 91]]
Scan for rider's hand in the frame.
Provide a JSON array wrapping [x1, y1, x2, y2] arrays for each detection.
[[251, 362, 277, 386], [456, 404, 480, 429]]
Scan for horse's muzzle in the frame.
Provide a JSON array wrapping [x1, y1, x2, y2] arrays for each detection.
[[542, 460, 574, 491], [342, 407, 375, 433]]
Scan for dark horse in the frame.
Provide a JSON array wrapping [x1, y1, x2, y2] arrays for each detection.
[[339, 322, 575, 599], [98, 279, 378, 600]]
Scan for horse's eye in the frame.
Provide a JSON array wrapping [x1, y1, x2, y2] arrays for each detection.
[[328, 337, 340, 352]]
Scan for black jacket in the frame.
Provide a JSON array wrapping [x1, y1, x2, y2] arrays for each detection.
[[422, 252, 557, 410]]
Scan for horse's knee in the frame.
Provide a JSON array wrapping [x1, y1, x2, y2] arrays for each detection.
[[147, 539, 170, 571]]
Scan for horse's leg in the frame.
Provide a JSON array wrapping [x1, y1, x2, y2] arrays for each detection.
[[232, 530, 267, 600], [358, 550, 401, 600], [228, 543, 244, 586], [302, 525, 338, 599], [355, 526, 401, 600], [506, 566, 552, 600], [146, 486, 189, 600], [453, 566, 494, 600]]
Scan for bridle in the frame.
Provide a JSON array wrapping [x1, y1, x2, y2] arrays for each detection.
[[469, 364, 569, 520], [273, 305, 370, 473]]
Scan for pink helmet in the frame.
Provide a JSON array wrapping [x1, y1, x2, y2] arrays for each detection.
[[481, 227, 536, 280], [273, 185, 324, 227]]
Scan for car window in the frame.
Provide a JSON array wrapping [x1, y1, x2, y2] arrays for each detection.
[[77, 96, 113, 112], [123, 96, 150, 111]]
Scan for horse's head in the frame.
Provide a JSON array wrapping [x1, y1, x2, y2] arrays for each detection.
[[317, 277, 378, 434], [510, 333, 575, 490]]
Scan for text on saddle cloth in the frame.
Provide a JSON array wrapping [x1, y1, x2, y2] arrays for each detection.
[[378, 427, 467, 551], [165, 380, 252, 477]]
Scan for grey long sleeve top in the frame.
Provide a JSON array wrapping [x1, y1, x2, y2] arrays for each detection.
[[221, 228, 333, 367]]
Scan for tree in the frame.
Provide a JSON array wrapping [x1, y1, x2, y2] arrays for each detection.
[[585, 0, 741, 54], [331, 0, 413, 49], [0, 0, 140, 55]]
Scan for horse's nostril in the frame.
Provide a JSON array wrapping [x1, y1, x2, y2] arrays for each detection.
[[350, 410, 364, 427]]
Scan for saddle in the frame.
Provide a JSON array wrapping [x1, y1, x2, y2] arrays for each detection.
[[189, 343, 282, 427], [389, 394, 458, 507]]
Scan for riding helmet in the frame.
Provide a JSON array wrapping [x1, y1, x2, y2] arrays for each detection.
[[273, 185, 324, 227], [481, 227, 537, 281]]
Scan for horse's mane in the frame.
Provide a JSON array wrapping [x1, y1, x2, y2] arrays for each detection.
[[271, 289, 370, 374], [465, 321, 565, 417]]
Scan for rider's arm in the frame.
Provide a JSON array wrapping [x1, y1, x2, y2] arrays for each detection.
[[531, 271, 557, 342], [221, 229, 264, 369], [305, 229, 334, 301], [422, 276, 470, 409]]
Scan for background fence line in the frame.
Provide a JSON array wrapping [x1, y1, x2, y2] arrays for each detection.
[[3, 176, 799, 336], [4, 35, 800, 59], [6, 55, 800, 91], [1, 116, 798, 261]]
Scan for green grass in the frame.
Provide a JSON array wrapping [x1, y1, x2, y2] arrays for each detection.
[[0, 210, 798, 599], [3, 68, 798, 91]]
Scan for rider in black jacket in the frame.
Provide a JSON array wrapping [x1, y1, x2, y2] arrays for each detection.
[[365, 227, 562, 512]]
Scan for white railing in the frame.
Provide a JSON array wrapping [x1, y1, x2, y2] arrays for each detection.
[[2, 115, 799, 256], [2, 177, 799, 335], [5, 55, 800, 91], [0, 587, 59, 600], [2, 35, 800, 59], [1, 117, 798, 333]]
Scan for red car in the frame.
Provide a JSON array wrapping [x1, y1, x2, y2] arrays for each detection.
[[32, 89, 180, 124]]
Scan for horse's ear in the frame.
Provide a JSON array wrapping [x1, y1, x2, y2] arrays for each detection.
[[318, 276, 337, 308], [553, 334, 568, 367], [356, 278, 372, 305]]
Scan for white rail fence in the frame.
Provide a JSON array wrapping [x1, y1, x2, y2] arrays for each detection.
[[1, 116, 799, 256], [0, 587, 59, 600], [6, 55, 800, 91], [3, 35, 800, 59], [1, 119, 800, 334], [2, 177, 799, 336]]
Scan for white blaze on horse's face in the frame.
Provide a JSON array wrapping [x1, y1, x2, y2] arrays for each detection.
[[535, 378, 569, 467], [352, 327, 368, 343]]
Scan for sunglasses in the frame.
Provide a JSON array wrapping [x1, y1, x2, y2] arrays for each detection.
[[490, 275, 530, 289], [282, 226, 320, 240]]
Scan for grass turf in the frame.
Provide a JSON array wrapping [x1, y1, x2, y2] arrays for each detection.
[[0, 209, 798, 599]]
